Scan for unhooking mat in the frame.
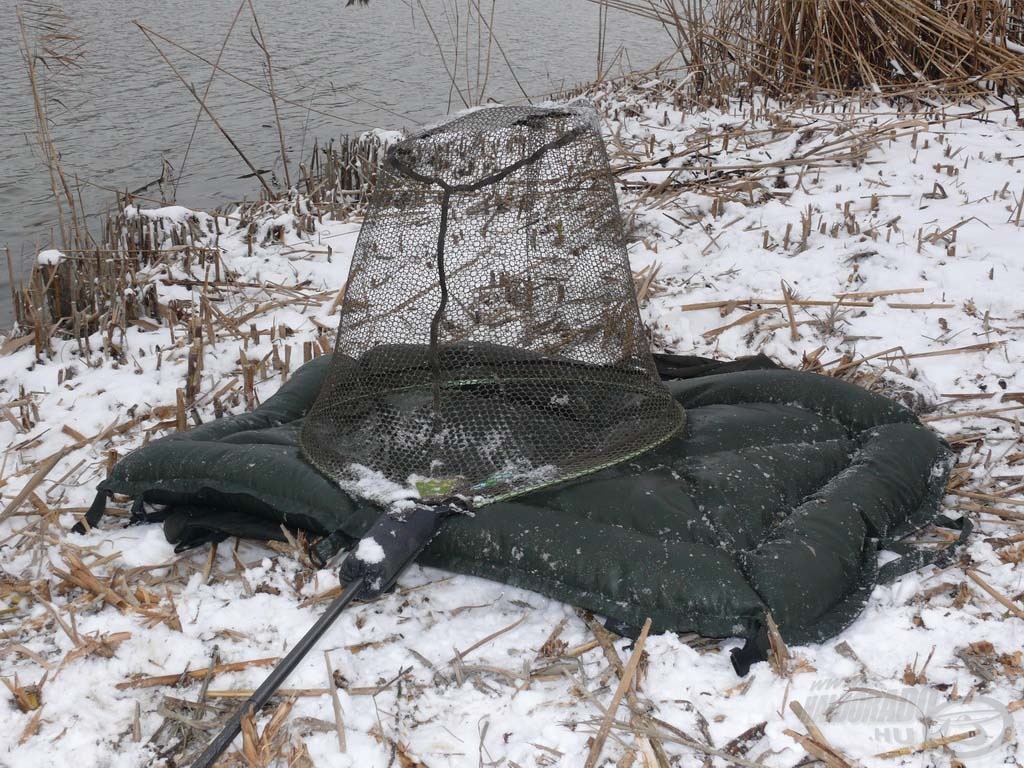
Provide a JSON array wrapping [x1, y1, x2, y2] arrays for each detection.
[[79, 353, 962, 672]]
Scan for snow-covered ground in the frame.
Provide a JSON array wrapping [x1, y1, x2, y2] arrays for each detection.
[[1, 83, 1023, 767]]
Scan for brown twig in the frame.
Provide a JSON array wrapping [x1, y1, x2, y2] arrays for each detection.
[[116, 657, 279, 690], [584, 617, 652, 768], [135, 21, 273, 196], [965, 569, 1024, 620]]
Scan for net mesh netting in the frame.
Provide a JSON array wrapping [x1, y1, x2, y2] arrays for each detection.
[[300, 103, 685, 506]]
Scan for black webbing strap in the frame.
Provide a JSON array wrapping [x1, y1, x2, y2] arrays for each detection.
[[730, 622, 771, 676], [603, 616, 641, 639], [71, 490, 110, 534]]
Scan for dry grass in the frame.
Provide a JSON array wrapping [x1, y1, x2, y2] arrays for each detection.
[[16, 2, 88, 250], [3, 125, 390, 362], [589, 0, 1024, 101]]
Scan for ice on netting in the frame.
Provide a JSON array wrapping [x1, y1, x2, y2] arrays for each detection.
[[300, 102, 685, 507]]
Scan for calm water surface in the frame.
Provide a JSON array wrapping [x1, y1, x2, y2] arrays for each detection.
[[0, 0, 673, 322]]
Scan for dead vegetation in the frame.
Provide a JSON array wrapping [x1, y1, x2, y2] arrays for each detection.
[[589, 0, 1024, 100], [6, 0, 391, 350], [16, 3, 88, 251]]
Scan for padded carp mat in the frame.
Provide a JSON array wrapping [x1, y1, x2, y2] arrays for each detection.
[[83, 353, 959, 669]]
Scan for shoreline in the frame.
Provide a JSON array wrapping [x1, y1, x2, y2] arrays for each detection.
[[2, 80, 1023, 766]]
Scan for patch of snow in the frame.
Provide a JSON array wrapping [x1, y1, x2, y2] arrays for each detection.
[[36, 248, 64, 266], [354, 536, 386, 564]]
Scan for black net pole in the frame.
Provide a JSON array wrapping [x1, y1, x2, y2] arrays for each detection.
[[191, 504, 452, 767], [190, 576, 365, 768]]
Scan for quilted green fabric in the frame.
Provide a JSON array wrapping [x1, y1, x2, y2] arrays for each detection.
[[95, 354, 952, 648]]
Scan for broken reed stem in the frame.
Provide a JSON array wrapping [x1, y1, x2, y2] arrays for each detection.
[[203, 684, 404, 698], [823, 341, 1005, 377], [116, 657, 279, 689], [954, 489, 1024, 507], [453, 614, 528, 661], [6, 246, 17, 325], [902, 341, 1005, 360], [923, 404, 1024, 423], [703, 308, 775, 339], [765, 612, 791, 675], [958, 501, 1024, 524], [781, 279, 800, 342], [582, 613, 671, 766], [784, 728, 854, 768], [875, 728, 978, 758], [834, 287, 924, 299], [205, 688, 330, 698], [940, 392, 1024, 403], [965, 569, 1024, 620], [324, 651, 347, 753], [171, 0, 248, 201], [135, 21, 273, 196], [683, 297, 954, 312], [584, 617, 652, 768], [246, 0, 291, 188], [790, 701, 831, 748]]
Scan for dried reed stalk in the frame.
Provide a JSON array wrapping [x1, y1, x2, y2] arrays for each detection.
[[172, 0, 249, 201], [587, 0, 1024, 100], [16, 3, 87, 250]]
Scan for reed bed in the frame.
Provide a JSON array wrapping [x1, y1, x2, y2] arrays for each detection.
[[590, 0, 1024, 100]]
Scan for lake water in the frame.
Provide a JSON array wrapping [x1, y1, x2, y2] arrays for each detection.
[[0, 0, 674, 323]]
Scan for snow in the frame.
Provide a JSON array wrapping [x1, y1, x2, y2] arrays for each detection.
[[1, 85, 1023, 767], [341, 463, 421, 507], [36, 248, 64, 266], [353, 536, 385, 565]]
